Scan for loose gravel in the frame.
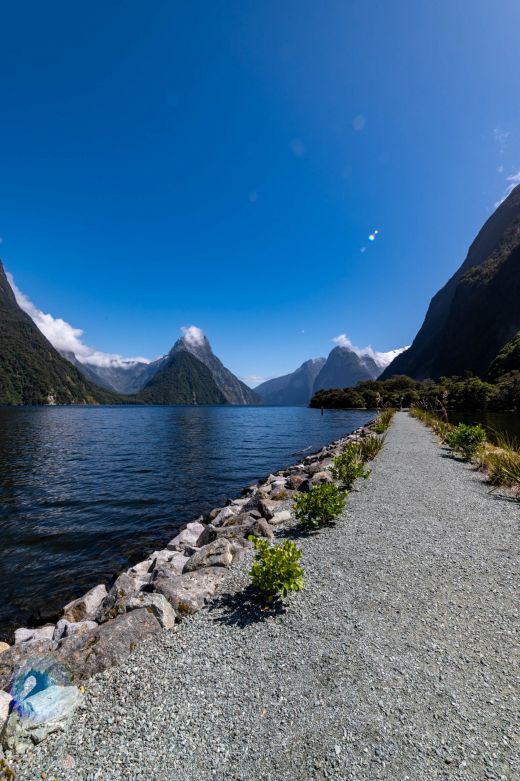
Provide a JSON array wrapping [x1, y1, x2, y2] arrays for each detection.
[[11, 412, 519, 780]]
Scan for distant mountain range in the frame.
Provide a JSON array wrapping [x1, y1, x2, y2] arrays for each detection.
[[383, 184, 520, 380], [5, 184, 519, 406], [0, 266, 260, 406], [63, 327, 260, 405], [256, 344, 405, 405], [255, 358, 326, 405], [60, 351, 161, 395]]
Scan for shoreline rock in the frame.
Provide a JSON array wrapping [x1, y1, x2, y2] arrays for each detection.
[[0, 419, 375, 758]]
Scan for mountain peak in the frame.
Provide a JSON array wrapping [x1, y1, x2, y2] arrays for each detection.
[[255, 357, 327, 405], [382, 183, 520, 379], [169, 326, 259, 405]]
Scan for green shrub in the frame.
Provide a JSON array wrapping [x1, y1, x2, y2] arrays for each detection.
[[357, 433, 385, 461], [331, 448, 370, 488], [248, 537, 304, 603], [445, 423, 487, 460], [293, 483, 347, 528], [373, 408, 396, 433]]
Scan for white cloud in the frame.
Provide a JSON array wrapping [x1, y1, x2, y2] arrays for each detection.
[[493, 127, 510, 152], [181, 325, 206, 347], [332, 333, 408, 369], [240, 375, 271, 388], [6, 272, 151, 368], [495, 169, 520, 208]]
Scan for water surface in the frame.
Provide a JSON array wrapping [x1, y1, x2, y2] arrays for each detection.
[[0, 405, 374, 639], [447, 411, 520, 444]]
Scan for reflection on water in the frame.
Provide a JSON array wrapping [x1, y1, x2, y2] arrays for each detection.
[[0, 405, 374, 639], [447, 411, 520, 445]]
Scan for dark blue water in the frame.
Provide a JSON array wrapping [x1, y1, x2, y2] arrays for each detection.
[[447, 411, 520, 445], [0, 405, 374, 639]]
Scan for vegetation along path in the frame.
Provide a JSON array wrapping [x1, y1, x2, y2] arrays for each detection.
[[17, 412, 519, 781]]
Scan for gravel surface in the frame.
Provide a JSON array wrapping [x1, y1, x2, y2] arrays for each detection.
[[11, 412, 519, 780]]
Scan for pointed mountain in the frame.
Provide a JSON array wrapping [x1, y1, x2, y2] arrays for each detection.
[[255, 358, 326, 405], [172, 327, 261, 404], [382, 185, 520, 380], [136, 349, 226, 404], [0, 261, 122, 405], [313, 346, 381, 392]]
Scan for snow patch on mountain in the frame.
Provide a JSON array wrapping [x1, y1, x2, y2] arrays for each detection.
[[332, 334, 408, 369]]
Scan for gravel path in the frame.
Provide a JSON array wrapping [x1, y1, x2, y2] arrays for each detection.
[[13, 412, 519, 781]]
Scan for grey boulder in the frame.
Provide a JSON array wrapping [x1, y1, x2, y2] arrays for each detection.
[[57, 609, 161, 683], [62, 584, 108, 623], [258, 499, 277, 521], [166, 521, 205, 552], [14, 625, 55, 645], [96, 572, 148, 622], [183, 538, 233, 573], [269, 510, 292, 526], [248, 518, 274, 539], [154, 567, 227, 616], [124, 593, 177, 630], [0, 691, 12, 735], [148, 550, 187, 575], [53, 619, 97, 643], [211, 507, 239, 527], [310, 471, 333, 486]]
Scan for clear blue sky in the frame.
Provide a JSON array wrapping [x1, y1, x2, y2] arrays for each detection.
[[1, 1, 519, 383]]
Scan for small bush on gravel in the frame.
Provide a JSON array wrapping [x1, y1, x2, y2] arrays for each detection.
[[373, 408, 396, 433], [446, 423, 486, 460], [248, 537, 304, 603], [357, 433, 385, 461], [331, 448, 370, 489], [293, 483, 347, 528]]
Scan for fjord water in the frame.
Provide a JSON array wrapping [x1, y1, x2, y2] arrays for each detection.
[[447, 411, 520, 444], [0, 405, 374, 639]]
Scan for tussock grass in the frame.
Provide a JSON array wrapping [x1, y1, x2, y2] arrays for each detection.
[[373, 408, 396, 434], [410, 406, 520, 497], [357, 433, 386, 461]]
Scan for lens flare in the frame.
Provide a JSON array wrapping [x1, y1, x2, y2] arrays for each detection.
[[368, 229, 380, 242], [10, 658, 72, 717]]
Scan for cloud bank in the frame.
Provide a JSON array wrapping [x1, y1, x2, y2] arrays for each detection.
[[495, 170, 520, 208], [181, 325, 206, 347], [240, 375, 271, 388], [332, 333, 408, 369], [6, 272, 151, 368]]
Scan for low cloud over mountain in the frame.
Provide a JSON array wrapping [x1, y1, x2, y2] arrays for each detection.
[[332, 334, 408, 370], [7, 272, 150, 369]]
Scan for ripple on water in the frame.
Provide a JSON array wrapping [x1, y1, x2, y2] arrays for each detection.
[[0, 405, 374, 639]]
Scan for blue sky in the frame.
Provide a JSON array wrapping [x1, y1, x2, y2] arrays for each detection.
[[1, 1, 519, 384]]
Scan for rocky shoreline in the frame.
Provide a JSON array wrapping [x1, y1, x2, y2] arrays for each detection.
[[0, 420, 375, 761]]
